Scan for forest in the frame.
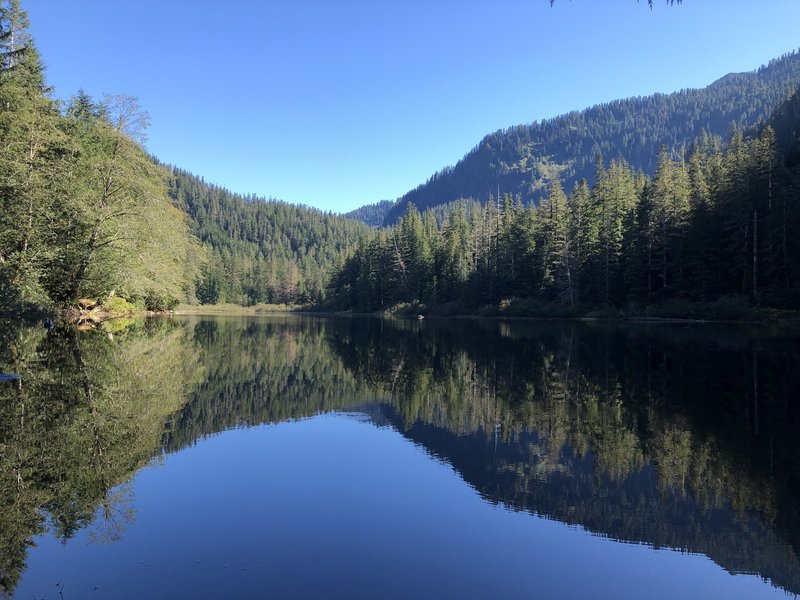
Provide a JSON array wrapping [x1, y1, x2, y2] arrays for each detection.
[[0, 0, 370, 315], [168, 169, 371, 306], [380, 50, 800, 225], [0, 1, 199, 315], [1, 0, 800, 318], [330, 95, 800, 316]]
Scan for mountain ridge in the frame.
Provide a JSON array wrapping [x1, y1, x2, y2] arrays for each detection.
[[370, 49, 800, 226]]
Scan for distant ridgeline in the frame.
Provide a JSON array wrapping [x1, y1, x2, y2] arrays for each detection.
[[4, 317, 798, 595], [330, 87, 800, 312], [343, 200, 396, 228], [380, 50, 800, 226]]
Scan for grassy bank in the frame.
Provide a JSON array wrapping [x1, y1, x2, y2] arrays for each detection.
[[378, 296, 800, 322], [173, 303, 301, 315]]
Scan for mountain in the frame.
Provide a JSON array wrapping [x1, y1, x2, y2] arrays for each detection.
[[4, 0, 800, 314], [332, 84, 800, 313], [342, 200, 395, 227], [167, 169, 373, 306], [0, 0, 376, 314], [381, 49, 800, 225]]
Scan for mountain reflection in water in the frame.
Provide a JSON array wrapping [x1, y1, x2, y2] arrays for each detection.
[[0, 315, 798, 598]]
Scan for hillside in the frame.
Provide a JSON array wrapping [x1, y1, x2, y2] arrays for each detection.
[[382, 50, 800, 225], [0, 0, 377, 314], [168, 169, 373, 306], [3, 0, 800, 315], [342, 200, 395, 227], [332, 86, 800, 312]]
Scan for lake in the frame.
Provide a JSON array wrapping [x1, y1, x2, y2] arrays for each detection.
[[1, 315, 798, 599]]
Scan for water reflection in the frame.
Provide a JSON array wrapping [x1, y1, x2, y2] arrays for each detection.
[[0, 316, 798, 596]]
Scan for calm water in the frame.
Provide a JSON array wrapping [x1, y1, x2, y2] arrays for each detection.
[[1, 315, 798, 599]]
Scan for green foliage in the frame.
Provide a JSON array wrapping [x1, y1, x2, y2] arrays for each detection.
[[4, 0, 800, 323], [195, 266, 221, 304], [102, 296, 137, 314], [0, 4, 202, 313], [342, 199, 394, 227], [167, 168, 373, 307], [332, 88, 800, 317], [143, 289, 180, 312], [0, 0, 66, 312]]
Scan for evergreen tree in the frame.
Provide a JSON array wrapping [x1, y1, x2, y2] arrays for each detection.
[[0, 0, 65, 310], [589, 158, 637, 305], [398, 203, 432, 303], [648, 147, 691, 296], [535, 180, 573, 303], [437, 201, 473, 303], [568, 180, 594, 305]]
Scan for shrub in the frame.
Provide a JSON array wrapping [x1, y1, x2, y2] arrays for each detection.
[[143, 290, 180, 312], [103, 296, 138, 314]]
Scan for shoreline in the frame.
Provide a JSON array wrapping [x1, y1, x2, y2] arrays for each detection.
[[173, 306, 799, 325], [5, 301, 799, 326]]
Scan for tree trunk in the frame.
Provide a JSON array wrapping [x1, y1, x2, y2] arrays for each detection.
[[753, 209, 758, 302]]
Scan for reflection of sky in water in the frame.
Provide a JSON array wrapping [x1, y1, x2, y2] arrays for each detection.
[[18, 414, 784, 600]]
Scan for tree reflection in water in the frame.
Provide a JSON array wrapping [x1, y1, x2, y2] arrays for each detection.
[[0, 315, 798, 595]]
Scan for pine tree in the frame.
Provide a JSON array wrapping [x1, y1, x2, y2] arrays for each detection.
[[589, 158, 637, 305], [536, 180, 573, 303], [438, 201, 473, 302], [397, 203, 432, 303], [753, 126, 783, 297], [648, 147, 691, 296], [567, 180, 593, 305], [717, 129, 754, 296]]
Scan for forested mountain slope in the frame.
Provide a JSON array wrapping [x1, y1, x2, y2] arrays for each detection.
[[168, 169, 373, 306], [0, 0, 377, 314], [343, 200, 394, 227], [332, 86, 800, 312], [382, 50, 800, 225]]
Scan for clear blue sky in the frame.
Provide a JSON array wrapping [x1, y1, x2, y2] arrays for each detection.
[[24, 0, 800, 213]]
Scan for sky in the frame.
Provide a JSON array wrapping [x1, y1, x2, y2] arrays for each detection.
[[23, 0, 800, 213]]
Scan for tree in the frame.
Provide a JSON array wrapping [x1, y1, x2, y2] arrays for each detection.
[[58, 93, 189, 302], [536, 180, 574, 303], [588, 158, 638, 305], [0, 0, 65, 310], [398, 203, 432, 303], [568, 180, 594, 304], [647, 147, 690, 295], [0, 0, 30, 70], [437, 201, 473, 302]]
